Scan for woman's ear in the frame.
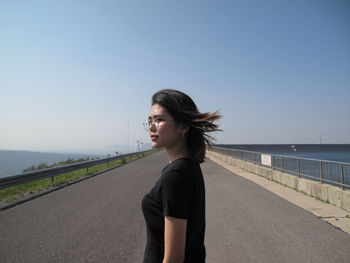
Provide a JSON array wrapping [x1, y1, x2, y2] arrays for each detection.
[[181, 125, 189, 136]]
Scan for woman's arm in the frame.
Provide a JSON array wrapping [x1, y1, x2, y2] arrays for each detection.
[[163, 216, 187, 263]]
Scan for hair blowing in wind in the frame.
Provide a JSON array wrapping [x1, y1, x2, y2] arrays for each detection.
[[152, 89, 222, 164]]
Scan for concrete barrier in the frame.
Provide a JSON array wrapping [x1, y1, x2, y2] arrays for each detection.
[[207, 150, 350, 212]]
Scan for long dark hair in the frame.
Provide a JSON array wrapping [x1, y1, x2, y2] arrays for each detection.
[[152, 89, 221, 164]]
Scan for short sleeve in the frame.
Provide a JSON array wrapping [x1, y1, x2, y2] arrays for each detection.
[[161, 170, 189, 219]]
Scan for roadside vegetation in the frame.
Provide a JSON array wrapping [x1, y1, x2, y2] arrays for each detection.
[[21, 157, 97, 173], [0, 149, 158, 202]]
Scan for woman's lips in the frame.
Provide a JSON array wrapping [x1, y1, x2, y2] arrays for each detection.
[[150, 135, 159, 141]]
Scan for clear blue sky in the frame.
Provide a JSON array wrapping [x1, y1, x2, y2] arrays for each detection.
[[1, 0, 349, 154]]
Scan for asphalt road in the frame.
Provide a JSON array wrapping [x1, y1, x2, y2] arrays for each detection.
[[1, 151, 350, 263]]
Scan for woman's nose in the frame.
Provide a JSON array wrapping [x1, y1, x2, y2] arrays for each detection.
[[149, 121, 157, 131]]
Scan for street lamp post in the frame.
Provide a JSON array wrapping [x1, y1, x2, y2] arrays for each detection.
[[136, 139, 143, 152]]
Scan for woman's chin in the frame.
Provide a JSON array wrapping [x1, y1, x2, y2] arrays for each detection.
[[152, 142, 163, 149]]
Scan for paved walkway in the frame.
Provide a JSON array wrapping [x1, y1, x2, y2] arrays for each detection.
[[203, 157, 350, 263], [0, 151, 350, 263], [206, 152, 350, 234]]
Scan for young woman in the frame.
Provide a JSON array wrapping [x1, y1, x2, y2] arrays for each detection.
[[142, 89, 221, 263]]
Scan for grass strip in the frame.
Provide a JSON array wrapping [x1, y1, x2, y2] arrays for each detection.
[[0, 149, 158, 202]]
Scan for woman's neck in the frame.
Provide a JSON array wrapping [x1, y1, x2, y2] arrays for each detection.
[[165, 141, 189, 163]]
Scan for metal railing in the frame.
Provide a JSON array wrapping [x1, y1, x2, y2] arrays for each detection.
[[0, 150, 152, 190], [210, 146, 350, 190]]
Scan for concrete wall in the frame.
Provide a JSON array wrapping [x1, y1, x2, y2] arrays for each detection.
[[207, 150, 350, 212]]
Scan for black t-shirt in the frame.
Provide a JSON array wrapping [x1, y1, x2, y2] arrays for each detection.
[[142, 157, 206, 263]]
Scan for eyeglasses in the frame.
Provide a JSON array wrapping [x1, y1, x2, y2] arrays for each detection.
[[143, 118, 160, 131], [143, 117, 168, 131]]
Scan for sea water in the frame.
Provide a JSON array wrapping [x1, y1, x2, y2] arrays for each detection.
[[0, 150, 100, 178], [216, 144, 350, 164], [263, 151, 350, 164]]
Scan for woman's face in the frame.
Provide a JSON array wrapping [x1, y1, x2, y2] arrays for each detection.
[[148, 103, 183, 149]]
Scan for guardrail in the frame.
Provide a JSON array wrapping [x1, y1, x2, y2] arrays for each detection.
[[0, 150, 152, 190], [210, 146, 350, 190]]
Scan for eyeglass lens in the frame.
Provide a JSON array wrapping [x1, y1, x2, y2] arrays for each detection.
[[143, 119, 159, 131]]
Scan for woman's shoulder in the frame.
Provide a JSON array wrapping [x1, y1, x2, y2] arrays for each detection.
[[162, 158, 193, 174], [161, 158, 200, 185]]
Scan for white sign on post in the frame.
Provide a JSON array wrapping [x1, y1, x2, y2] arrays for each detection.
[[261, 154, 272, 166]]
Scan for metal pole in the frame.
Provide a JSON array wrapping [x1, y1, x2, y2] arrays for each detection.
[[340, 164, 344, 190], [297, 159, 301, 178], [320, 161, 323, 184]]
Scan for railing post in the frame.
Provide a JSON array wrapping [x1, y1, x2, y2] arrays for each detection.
[[282, 156, 284, 172], [297, 159, 301, 178], [51, 176, 54, 184], [340, 164, 344, 190], [320, 161, 324, 184]]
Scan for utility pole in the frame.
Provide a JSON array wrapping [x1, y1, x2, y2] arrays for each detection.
[[127, 120, 130, 153], [136, 138, 143, 152]]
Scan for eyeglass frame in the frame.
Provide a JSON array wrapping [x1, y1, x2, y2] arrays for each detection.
[[143, 116, 174, 131]]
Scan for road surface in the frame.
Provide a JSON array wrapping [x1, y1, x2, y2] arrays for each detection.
[[1, 151, 350, 262]]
